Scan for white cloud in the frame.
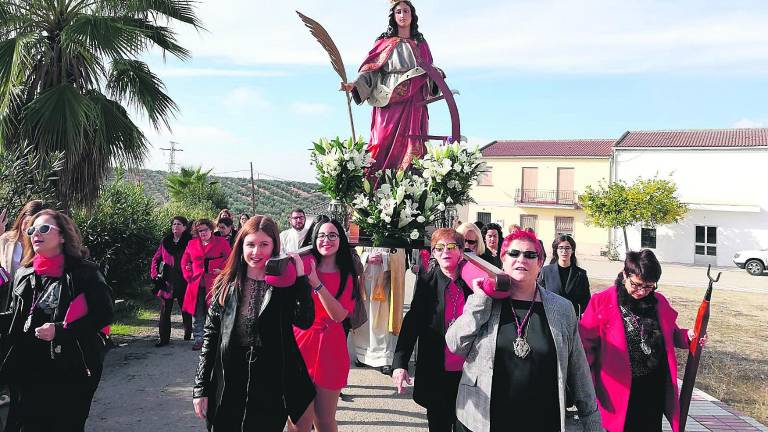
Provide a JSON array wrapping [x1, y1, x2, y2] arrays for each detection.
[[222, 87, 270, 110], [169, 0, 768, 74], [291, 102, 331, 115], [153, 67, 289, 78], [733, 118, 765, 128]]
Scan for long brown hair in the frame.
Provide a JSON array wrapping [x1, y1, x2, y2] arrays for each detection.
[[21, 209, 86, 266], [212, 215, 280, 306], [9, 200, 47, 240]]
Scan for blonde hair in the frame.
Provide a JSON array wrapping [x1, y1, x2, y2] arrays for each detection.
[[456, 222, 486, 255]]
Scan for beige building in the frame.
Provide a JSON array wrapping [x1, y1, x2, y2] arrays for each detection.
[[465, 139, 613, 256]]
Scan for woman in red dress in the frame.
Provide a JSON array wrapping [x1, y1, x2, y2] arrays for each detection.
[[293, 219, 358, 432]]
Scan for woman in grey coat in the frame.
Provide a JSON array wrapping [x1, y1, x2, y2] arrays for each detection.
[[446, 230, 602, 432]]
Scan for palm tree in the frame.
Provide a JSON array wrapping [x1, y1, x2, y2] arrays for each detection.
[[165, 165, 214, 201], [165, 165, 228, 209], [0, 0, 202, 208]]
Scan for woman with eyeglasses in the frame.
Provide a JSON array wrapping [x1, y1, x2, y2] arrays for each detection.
[[392, 228, 473, 431], [291, 220, 358, 432], [150, 216, 193, 347], [192, 216, 315, 432], [456, 222, 500, 268], [579, 249, 705, 432], [538, 235, 591, 317], [446, 230, 601, 432], [0, 209, 113, 430], [182, 219, 232, 351]]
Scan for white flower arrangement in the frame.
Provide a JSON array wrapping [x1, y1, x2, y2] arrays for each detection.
[[310, 136, 374, 202], [413, 142, 484, 206], [351, 170, 440, 245]]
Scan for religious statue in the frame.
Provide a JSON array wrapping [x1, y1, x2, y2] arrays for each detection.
[[341, 0, 442, 173]]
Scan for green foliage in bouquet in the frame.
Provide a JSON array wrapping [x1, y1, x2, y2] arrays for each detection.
[[310, 137, 373, 202], [413, 143, 484, 206], [351, 170, 439, 245]]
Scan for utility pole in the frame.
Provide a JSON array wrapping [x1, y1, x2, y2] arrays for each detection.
[[250, 162, 256, 215], [160, 141, 183, 173]]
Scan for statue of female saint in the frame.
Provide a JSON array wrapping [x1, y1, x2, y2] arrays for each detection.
[[341, 1, 441, 174]]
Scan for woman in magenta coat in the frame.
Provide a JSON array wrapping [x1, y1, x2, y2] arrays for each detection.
[[579, 250, 704, 432], [182, 219, 231, 350]]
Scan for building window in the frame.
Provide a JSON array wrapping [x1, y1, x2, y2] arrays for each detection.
[[641, 228, 656, 248], [520, 214, 538, 232], [695, 226, 717, 256], [477, 165, 492, 186], [555, 216, 574, 237], [477, 212, 491, 225]]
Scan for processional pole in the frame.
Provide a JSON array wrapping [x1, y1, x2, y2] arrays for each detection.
[[679, 265, 720, 431]]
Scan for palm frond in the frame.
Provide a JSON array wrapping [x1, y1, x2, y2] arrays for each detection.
[[61, 14, 146, 61], [296, 11, 347, 82], [107, 58, 177, 129], [20, 83, 96, 154]]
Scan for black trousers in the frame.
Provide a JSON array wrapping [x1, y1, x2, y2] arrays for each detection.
[[425, 371, 462, 432], [158, 295, 191, 343], [6, 372, 102, 432], [211, 347, 287, 432]]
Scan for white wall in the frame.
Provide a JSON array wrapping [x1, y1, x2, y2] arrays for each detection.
[[613, 148, 768, 266]]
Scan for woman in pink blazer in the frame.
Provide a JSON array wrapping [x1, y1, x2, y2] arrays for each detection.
[[182, 219, 231, 350], [579, 249, 700, 432]]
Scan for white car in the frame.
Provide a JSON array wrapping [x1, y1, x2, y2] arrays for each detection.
[[733, 249, 768, 276]]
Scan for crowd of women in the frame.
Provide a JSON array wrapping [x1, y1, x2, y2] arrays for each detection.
[[0, 196, 705, 432], [133, 200, 702, 432]]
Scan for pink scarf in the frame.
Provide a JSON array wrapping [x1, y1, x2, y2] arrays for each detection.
[[33, 254, 65, 278]]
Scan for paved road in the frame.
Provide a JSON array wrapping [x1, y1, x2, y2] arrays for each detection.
[[579, 256, 767, 293], [87, 335, 430, 432]]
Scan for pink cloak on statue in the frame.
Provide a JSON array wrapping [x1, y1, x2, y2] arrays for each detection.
[[352, 37, 438, 173]]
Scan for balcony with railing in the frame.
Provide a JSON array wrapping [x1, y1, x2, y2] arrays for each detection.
[[515, 189, 580, 208]]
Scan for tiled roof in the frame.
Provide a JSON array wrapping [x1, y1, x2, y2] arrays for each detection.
[[480, 139, 613, 157], [615, 128, 768, 148]]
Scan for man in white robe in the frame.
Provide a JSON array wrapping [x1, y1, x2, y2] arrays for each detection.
[[279, 209, 308, 253]]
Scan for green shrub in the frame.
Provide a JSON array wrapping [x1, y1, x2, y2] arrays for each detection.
[[74, 169, 162, 298]]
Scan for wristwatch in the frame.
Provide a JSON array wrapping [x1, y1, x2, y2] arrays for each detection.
[[313, 283, 324, 294]]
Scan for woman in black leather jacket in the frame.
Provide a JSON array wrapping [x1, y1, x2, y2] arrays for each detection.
[[0, 209, 113, 431], [193, 215, 315, 432]]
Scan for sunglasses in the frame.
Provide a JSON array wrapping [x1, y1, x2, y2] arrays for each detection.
[[27, 224, 60, 236], [317, 233, 339, 241], [557, 247, 573, 252], [465, 239, 477, 245], [506, 249, 539, 259], [432, 243, 459, 252]]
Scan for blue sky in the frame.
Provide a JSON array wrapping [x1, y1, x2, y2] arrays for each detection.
[[137, 0, 768, 182]]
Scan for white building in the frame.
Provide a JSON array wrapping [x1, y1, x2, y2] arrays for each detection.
[[613, 128, 768, 267]]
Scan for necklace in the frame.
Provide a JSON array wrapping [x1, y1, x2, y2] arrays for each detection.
[[510, 288, 538, 359], [620, 306, 652, 355]]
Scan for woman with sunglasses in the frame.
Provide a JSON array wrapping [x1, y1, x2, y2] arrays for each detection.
[[538, 235, 591, 317], [192, 216, 315, 432], [446, 230, 601, 432], [292, 220, 358, 432], [579, 249, 704, 432], [392, 228, 473, 431], [456, 223, 500, 268], [150, 216, 193, 347], [0, 210, 113, 430], [182, 219, 232, 350]]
